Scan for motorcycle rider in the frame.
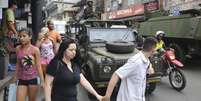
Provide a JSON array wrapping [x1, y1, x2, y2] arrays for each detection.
[[155, 30, 166, 51], [151, 31, 167, 75]]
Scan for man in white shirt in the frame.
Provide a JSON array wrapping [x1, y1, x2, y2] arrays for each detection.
[[102, 37, 157, 101]]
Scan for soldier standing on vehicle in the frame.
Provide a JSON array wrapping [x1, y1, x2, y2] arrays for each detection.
[[102, 37, 157, 101], [83, 1, 95, 19]]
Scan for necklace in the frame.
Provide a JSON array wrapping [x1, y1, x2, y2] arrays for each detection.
[[67, 62, 73, 72], [62, 58, 73, 72]]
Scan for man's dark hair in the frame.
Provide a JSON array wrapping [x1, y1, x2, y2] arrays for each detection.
[[142, 37, 157, 52], [9, 0, 17, 8]]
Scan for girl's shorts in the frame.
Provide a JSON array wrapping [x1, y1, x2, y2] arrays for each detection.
[[17, 78, 39, 86]]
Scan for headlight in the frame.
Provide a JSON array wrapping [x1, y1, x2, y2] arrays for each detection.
[[103, 66, 112, 73], [101, 57, 113, 63], [169, 55, 175, 60]]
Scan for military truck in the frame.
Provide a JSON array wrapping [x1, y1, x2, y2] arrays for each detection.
[[67, 20, 138, 88], [138, 11, 201, 62]]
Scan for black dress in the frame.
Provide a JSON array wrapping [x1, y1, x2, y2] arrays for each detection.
[[46, 59, 81, 101]]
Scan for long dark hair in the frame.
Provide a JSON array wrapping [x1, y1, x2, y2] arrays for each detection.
[[54, 38, 76, 61]]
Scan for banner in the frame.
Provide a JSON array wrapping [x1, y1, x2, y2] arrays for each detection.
[[106, 4, 144, 19]]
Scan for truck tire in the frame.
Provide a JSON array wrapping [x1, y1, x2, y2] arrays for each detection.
[[106, 41, 135, 53], [169, 43, 185, 63]]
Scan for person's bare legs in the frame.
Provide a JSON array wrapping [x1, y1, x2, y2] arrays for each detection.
[[41, 64, 47, 78], [16, 85, 28, 101], [28, 85, 39, 101], [41, 64, 47, 101]]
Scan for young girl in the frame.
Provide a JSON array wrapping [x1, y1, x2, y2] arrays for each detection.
[[14, 28, 44, 101], [36, 27, 56, 77]]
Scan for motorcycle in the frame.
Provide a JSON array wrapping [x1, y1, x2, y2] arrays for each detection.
[[150, 48, 186, 91]]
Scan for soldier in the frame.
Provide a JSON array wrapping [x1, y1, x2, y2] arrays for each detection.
[[83, 1, 95, 19]]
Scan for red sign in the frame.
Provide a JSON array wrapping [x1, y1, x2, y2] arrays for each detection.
[[144, 1, 159, 11], [106, 4, 144, 19]]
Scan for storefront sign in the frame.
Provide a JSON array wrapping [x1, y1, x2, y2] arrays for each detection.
[[144, 1, 159, 11], [106, 4, 144, 19]]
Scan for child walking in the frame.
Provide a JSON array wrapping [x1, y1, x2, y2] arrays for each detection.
[[13, 28, 44, 101]]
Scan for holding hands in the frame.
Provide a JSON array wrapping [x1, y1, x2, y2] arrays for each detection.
[[96, 94, 103, 101], [101, 95, 110, 101]]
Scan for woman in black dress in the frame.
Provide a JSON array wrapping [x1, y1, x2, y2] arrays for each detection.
[[44, 39, 102, 101]]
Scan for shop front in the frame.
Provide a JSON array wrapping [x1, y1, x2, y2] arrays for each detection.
[[101, 0, 160, 27]]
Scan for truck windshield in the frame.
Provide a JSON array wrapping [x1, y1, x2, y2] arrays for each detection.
[[88, 28, 135, 42]]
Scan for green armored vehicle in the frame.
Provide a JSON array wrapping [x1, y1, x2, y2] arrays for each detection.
[[138, 12, 201, 62], [66, 20, 161, 96]]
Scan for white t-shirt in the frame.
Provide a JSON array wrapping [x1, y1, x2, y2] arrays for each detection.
[[115, 51, 150, 101]]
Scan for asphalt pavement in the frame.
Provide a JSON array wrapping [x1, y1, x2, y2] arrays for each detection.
[[6, 59, 201, 101]]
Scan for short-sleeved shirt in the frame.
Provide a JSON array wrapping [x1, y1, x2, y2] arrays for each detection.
[[46, 58, 81, 101], [115, 51, 150, 101], [48, 30, 61, 43], [2, 9, 15, 34]]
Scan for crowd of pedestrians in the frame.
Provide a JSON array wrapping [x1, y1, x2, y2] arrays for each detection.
[[6, 18, 103, 101], [1, 3, 159, 100], [3, 21, 159, 101], [10, 25, 157, 101]]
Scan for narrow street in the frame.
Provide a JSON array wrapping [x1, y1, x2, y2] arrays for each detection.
[[146, 59, 201, 101], [6, 59, 201, 101]]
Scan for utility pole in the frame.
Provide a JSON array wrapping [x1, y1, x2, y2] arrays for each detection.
[[31, 0, 45, 44]]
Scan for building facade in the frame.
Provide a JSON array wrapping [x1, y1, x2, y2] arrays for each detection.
[[166, 0, 201, 10], [164, 0, 201, 15], [45, 0, 79, 21], [102, 0, 161, 21]]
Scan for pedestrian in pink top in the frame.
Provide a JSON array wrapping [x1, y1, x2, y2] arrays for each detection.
[[13, 28, 44, 101], [36, 27, 57, 77]]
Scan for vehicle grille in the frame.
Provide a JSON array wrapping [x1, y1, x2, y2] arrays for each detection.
[[115, 59, 127, 67], [98, 59, 128, 80]]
